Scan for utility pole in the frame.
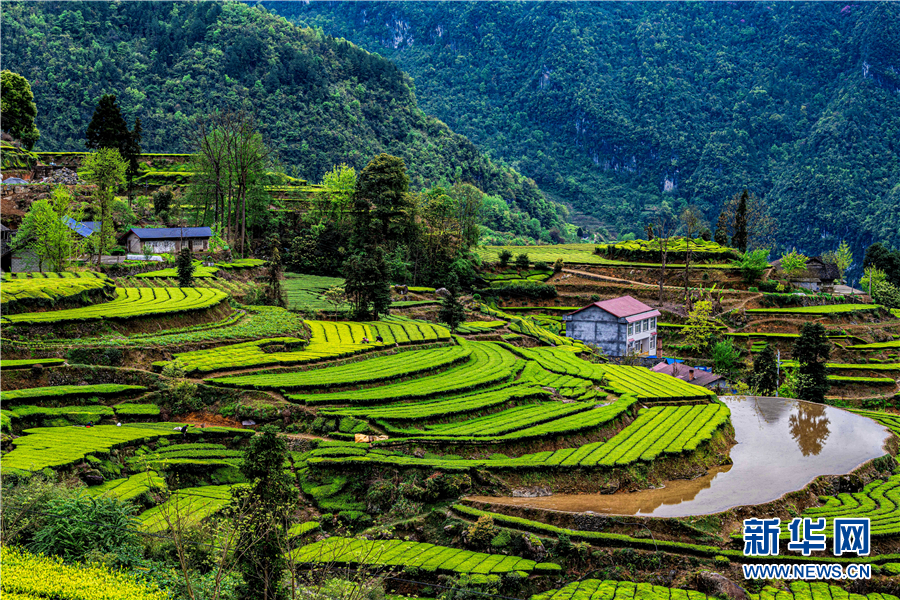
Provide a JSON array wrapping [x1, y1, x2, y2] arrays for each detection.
[[776, 349, 781, 398]]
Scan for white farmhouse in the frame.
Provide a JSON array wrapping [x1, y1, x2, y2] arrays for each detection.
[[563, 295, 660, 357]]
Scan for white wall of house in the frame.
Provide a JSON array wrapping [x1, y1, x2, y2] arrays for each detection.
[[625, 315, 658, 356]]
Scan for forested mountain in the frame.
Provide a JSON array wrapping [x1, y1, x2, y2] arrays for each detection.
[[0, 1, 567, 241], [268, 1, 900, 269]]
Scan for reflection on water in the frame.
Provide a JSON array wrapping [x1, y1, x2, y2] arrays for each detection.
[[470, 397, 889, 517], [790, 402, 830, 457]]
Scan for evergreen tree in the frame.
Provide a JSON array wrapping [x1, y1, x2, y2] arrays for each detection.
[[498, 249, 512, 268], [750, 344, 779, 395], [85, 95, 130, 152], [439, 272, 466, 332], [353, 153, 412, 250], [793, 322, 831, 402], [125, 117, 142, 200], [176, 246, 194, 287], [0, 70, 40, 148], [266, 234, 285, 307], [732, 189, 749, 253], [232, 426, 296, 600], [714, 210, 729, 246], [342, 249, 391, 320]]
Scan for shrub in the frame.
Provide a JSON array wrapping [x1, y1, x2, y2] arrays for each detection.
[[498, 249, 512, 268], [553, 258, 564, 273], [514, 253, 530, 270], [466, 515, 497, 549], [534, 261, 549, 271]]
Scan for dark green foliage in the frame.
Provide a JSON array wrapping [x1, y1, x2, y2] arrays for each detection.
[[152, 187, 173, 216], [234, 426, 296, 600], [266, 234, 285, 307], [342, 249, 391, 320], [732, 190, 749, 254], [176, 247, 194, 287], [514, 253, 530, 270], [793, 322, 831, 403], [439, 273, 466, 332], [30, 494, 139, 563], [872, 279, 900, 310], [710, 339, 740, 381], [271, 1, 900, 265], [478, 280, 558, 300], [0, 70, 40, 148], [353, 153, 412, 250], [864, 242, 900, 286], [751, 344, 779, 395], [498, 249, 512, 268], [2, 2, 564, 242]]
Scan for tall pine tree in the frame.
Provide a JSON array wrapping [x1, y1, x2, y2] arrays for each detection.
[[793, 322, 831, 402], [732, 189, 749, 253]]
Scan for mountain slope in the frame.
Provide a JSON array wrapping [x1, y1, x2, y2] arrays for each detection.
[[270, 1, 900, 266], [0, 1, 566, 238]]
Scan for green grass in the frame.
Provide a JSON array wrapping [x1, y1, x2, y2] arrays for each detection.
[[2, 423, 250, 473], [828, 376, 895, 385], [283, 273, 347, 312], [160, 316, 451, 374], [85, 470, 167, 501], [128, 442, 243, 470], [290, 537, 559, 575], [476, 243, 733, 269], [287, 341, 521, 406], [847, 340, 900, 349], [1, 272, 114, 310], [135, 263, 219, 278], [138, 484, 245, 534], [207, 345, 472, 391], [0, 358, 66, 370], [1, 287, 229, 325], [1, 384, 146, 406], [215, 258, 266, 269], [745, 304, 881, 315]]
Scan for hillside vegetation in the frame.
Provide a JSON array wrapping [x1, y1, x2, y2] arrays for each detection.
[[0, 1, 566, 239], [273, 1, 900, 261]]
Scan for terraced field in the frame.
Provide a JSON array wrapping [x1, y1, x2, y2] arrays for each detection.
[[161, 316, 451, 374], [0, 272, 115, 312], [138, 484, 245, 534], [1, 287, 228, 325], [291, 537, 561, 575]]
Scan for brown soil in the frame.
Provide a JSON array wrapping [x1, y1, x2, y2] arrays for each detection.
[[178, 411, 243, 428]]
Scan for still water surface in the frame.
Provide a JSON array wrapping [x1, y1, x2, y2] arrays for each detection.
[[468, 396, 891, 517]]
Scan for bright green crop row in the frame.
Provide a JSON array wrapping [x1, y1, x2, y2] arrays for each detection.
[[138, 484, 245, 534], [455, 320, 506, 334], [216, 258, 267, 269], [746, 304, 881, 315], [1, 384, 146, 405], [847, 340, 900, 349], [113, 403, 161, 417], [161, 316, 450, 374], [2, 271, 106, 280], [1, 274, 114, 308], [206, 345, 472, 391], [479, 304, 586, 350], [453, 505, 900, 568], [2, 423, 250, 473], [288, 342, 522, 406], [828, 376, 895, 384], [322, 384, 551, 421], [392, 401, 595, 437], [7, 404, 114, 424], [520, 361, 598, 400], [0, 358, 65, 370], [291, 537, 560, 575], [1, 545, 169, 600], [85, 470, 167, 501], [751, 583, 898, 600], [129, 443, 243, 470], [853, 409, 900, 437], [135, 264, 219, 278], [1, 287, 228, 325], [782, 361, 900, 371], [778, 474, 900, 539], [599, 364, 716, 400], [533, 579, 709, 600]]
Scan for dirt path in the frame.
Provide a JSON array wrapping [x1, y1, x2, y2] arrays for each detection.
[[560, 268, 659, 287]]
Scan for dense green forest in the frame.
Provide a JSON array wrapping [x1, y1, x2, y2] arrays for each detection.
[[268, 1, 900, 273], [0, 1, 568, 242]]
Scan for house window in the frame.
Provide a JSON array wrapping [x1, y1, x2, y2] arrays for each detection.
[[642, 319, 649, 332], [628, 323, 633, 336], [651, 317, 657, 329], [651, 336, 656, 349]]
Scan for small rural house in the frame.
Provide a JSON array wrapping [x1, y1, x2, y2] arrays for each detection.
[[119, 227, 212, 254], [563, 295, 660, 356], [651, 362, 730, 392], [773, 256, 841, 292]]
